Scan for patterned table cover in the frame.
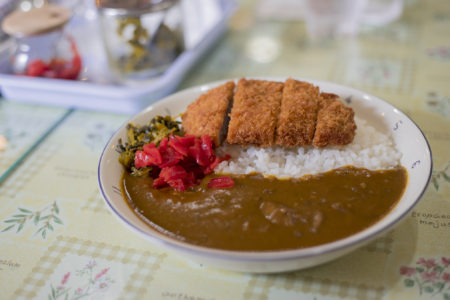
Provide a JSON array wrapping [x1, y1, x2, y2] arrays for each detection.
[[0, 102, 71, 182], [0, 1, 449, 299]]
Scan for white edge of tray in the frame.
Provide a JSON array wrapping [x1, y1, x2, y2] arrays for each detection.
[[0, 0, 236, 114]]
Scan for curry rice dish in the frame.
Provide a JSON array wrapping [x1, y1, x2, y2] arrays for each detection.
[[122, 78, 407, 251]]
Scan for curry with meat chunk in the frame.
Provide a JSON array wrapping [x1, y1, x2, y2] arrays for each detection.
[[121, 166, 407, 251]]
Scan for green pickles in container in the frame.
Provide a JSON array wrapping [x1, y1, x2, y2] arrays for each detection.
[[96, 0, 184, 84]]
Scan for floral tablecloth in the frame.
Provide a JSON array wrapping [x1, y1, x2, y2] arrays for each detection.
[[0, 0, 449, 299]]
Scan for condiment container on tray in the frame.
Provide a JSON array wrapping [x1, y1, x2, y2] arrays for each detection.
[[96, 0, 184, 84], [0, 0, 16, 42], [1, 4, 82, 80], [0, 0, 236, 113]]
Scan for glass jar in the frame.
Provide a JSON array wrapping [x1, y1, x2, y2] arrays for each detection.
[[1, 4, 82, 80], [96, 0, 184, 84], [0, 0, 16, 43]]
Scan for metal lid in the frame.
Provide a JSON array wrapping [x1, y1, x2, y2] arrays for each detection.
[[96, 0, 179, 16], [1, 4, 71, 37]]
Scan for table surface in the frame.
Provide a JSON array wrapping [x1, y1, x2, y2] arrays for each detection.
[[1, 1, 449, 299]]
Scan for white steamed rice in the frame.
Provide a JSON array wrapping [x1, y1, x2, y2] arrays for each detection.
[[215, 117, 402, 178]]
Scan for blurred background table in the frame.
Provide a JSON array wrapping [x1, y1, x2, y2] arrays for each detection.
[[0, 0, 449, 299]]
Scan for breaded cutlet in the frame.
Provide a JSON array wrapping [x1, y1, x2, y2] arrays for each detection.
[[275, 78, 320, 147], [317, 93, 339, 111], [182, 81, 235, 146], [319, 92, 339, 103], [226, 79, 284, 146], [312, 95, 357, 147]]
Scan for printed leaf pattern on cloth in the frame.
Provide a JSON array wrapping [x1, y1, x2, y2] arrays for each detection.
[[400, 257, 450, 298], [1, 201, 63, 239], [427, 46, 450, 61], [48, 260, 115, 300], [425, 91, 450, 118], [431, 162, 450, 191], [84, 122, 117, 152]]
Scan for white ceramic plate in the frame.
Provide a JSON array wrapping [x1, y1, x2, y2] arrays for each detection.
[[98, 78, 432, 273]]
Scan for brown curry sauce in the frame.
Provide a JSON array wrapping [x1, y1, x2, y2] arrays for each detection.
[[122, 166, 407, 251]]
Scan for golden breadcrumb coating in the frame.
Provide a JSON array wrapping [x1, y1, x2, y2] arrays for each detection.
[[226, 79, 283, 146], [319, 92, 339, 101], [275, 78, 319, 147], [312, 94, 357, 147], [183, 78, 356, 149], [182, 81, 235, 146]]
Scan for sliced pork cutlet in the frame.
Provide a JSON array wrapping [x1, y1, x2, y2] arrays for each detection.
[[320, 92, 339, 102], [182, 81, 235, 146], [275, 79, 320, 147], [226, 79, 284, 146], [312, 94, 357, 147]]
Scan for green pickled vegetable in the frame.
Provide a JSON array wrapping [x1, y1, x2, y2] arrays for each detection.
[[116, 115, 182, 175], [116, 17, 184, 74], [117, 17, 149, 73]]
